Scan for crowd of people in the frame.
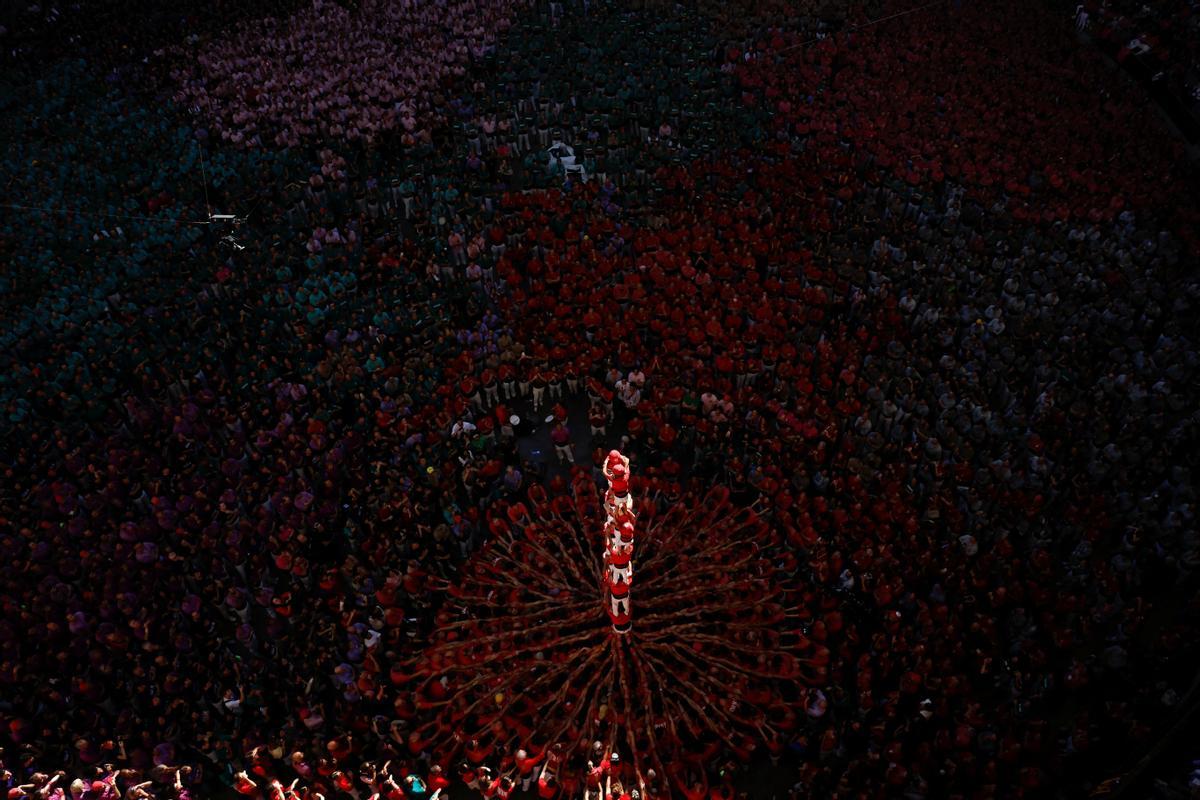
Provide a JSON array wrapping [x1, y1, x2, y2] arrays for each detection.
[[1075, 0, 1200, 119], [0, 0, 315, 69], [168, 0, 528, 148], [2, 0, 1199, 798]]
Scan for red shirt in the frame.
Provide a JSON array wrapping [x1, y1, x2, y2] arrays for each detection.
[[516, 750, 545, 776], [608, 545, 632, 567], [466, 741, 493, 764], [608, 606, 631, 626]]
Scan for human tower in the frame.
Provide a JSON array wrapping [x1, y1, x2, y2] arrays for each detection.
[[602, 450, 635, 633]]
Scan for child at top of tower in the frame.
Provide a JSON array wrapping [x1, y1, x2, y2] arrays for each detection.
[[604, 450, 631, 494]]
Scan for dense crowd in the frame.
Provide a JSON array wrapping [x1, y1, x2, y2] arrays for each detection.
[[168, 0, 528, 148], [1076, 0, 1200, 115], [0, 0, 313, 68], [2, 0, 1199, 799]]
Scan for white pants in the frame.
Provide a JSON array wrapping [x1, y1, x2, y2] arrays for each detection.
[[605, 491, 633, 518]]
